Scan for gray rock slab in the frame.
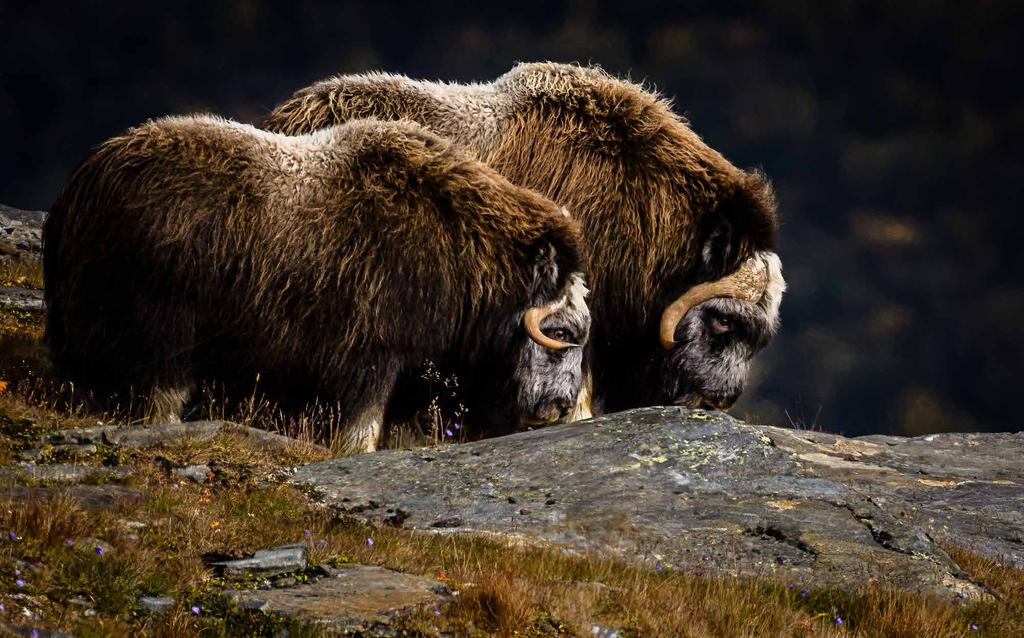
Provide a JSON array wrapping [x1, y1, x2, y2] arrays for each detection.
[[291, 407, 1024, 600], [222, 563, 451, 630], [103, 421, 225, 448], [0, 286, 44, 312], [29, 421, 326, 455], [1, 464, 133, 484], [215, 543, 307, 578], [0, 485, 144, 511], [18, 444, 97, 461], [0, 204, 45, 260]]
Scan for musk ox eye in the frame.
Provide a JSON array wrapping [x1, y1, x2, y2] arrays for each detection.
[[708, 316, 733, 336], [547, 328, 572, 343]]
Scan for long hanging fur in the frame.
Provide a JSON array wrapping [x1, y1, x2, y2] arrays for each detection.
[[261, 62, 780, 411], [44, 115, 586, 450]]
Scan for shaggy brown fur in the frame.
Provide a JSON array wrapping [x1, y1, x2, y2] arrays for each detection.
[[262, 62, 781, 412], [44, 115, 588, 451]]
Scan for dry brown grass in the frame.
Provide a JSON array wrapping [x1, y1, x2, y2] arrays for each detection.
[[1, 260, 1022, 636], [0, 258, 44, 290]]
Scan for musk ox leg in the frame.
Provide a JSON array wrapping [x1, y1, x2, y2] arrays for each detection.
[[335, 364, 401, 454], [145, 384, 193, 424]]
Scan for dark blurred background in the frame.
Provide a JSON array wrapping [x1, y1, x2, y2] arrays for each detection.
[[3, 0, 1022, 436]]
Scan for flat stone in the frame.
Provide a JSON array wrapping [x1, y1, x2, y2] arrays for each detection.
[[222, 563, 451, 631], [291, 407, 1024, 600], [30, 421, 325, 455], [19, 444, 97, 461], [0, 286, 44, 312], [215, 544, 307, 578], [0, 485, 144, 511], [173, 464, 212, 483], [138, 596, 175, 614], [103, 421, 226, 448], [1, 464, 133, 484]]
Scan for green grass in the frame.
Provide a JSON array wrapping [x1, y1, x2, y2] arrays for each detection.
[[1, 258, 1022, 636]]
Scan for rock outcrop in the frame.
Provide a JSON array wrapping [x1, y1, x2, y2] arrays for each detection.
[[0, 204, 44, 261], [291, 407, 1024, 600]]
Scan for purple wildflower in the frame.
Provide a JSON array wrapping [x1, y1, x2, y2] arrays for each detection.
[[15, 578, 25, 588], [835, 616, 843, 626], [787, 583, 795, 590], [191, 605, 201, 615], [453, 423, 461, 431], [0, 602, 4, 612], [655, 562, 663, 573], [800, 587, 809, 597], [7, 532, 15, 541], [433, 608, 441, 617], [14, 569, 20, 576], [365, 537, 374, 547], [971, 625, 979, 632], [94, 545, 104, 556], [445, 428, 454, 437], [31, 630, 38, 638], [304, 529, 312, 538], [66, 539, 75, 547]]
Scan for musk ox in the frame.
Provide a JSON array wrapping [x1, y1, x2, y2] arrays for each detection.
[[44, 115, 591, 452], [262, 62, 786, 414]]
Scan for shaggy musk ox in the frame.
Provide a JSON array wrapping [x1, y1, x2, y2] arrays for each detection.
[[44, 115, 591, 452], [262, 62, 786, 414]]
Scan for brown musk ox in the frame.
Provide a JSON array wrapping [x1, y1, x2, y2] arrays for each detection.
[[44, 115, 591, 452], [261, 62, 785, 415]]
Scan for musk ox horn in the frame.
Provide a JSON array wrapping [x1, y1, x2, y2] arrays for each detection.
[[659, 255, 770, 350], [524, 302, 578, 350]]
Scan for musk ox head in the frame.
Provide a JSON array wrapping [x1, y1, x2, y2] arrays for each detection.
[[653, 251, 785, 410], [517, 272, 591, 424]]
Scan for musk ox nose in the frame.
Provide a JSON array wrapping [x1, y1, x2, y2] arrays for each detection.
[[533, 398, 574, 423], [696, 397, 737, 411], [682, 394, 737, 411]]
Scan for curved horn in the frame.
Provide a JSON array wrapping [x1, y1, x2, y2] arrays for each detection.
[[659, 255, 770, 350], [524, 302, 577, 350]]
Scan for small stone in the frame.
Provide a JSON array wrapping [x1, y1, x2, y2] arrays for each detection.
[[273, 577, 297, 588], [173, 464, 212, 483], [241, 598, 269, 611], [215, 544, 306, 579], [138, 596, 175, 614]]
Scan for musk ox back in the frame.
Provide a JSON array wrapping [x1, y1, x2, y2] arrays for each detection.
[[262, 62, 785, 414], [44, 115, 590, 452]]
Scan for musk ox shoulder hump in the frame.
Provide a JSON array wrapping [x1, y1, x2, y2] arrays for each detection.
[[494, 62, 681, 150], [265, 72, 455, 136]]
